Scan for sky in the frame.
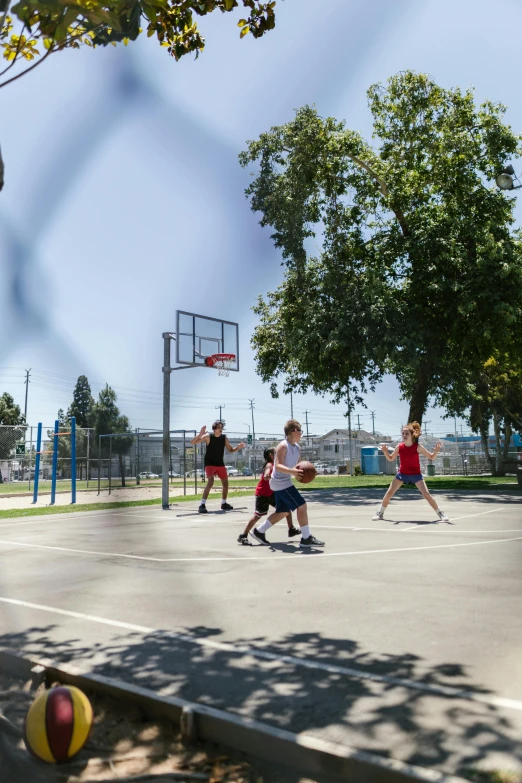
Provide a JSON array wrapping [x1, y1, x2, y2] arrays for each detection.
[[1, 0, 522, 441]]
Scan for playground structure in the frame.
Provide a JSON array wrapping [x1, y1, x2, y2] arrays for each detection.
[[32, 417, 77, 505]]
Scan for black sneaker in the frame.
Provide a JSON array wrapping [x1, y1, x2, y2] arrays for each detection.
[[250, 528, 269, 546], [221, 502, 233, 511], [301, 535, 325, 547], [237, 534, 252, 546], [198, 504, 208, 514], [288, 526, 301, 538]]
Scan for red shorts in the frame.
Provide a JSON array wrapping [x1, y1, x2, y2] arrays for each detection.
[[205, 465, 228, 481]]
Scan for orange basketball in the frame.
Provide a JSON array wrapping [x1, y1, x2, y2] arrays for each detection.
[[295, 461, 317, 484], [24, 686, 93, 763]]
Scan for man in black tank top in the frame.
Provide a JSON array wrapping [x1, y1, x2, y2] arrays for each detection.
[[191, 421, 245, 513]]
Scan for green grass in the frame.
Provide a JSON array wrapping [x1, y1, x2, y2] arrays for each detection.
[[460, 768, 521, 783], [0, 474, 518, 520]]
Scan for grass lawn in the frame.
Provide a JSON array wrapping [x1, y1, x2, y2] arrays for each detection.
[[0, 474, 518, 520]]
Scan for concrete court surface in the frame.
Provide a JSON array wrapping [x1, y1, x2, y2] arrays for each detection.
[[0, 487, 521, 779]]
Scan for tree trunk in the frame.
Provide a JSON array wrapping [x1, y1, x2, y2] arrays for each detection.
[[118, 452, 125, 488], [407, 372, 430, 426], [503, 419, 512, 463], [479, 423, 494, 474], [492, 412, 504, 476]]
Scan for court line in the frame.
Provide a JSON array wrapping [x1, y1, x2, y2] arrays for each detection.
[[313, 525, 522, 534], [403, 508, 501, 531], [0, 595, 521, 713], [0, 536, 520, 564]]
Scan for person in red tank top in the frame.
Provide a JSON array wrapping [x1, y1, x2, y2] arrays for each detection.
[[237, 448, 300, 545], [371, 422, 449, 522]]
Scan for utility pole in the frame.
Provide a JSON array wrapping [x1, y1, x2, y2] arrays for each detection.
[[357, 413, 361, 431], [304, 411, 311, 444], [347, 384, 354, 476], [24, 368, 31, 422], [215, 404, 225, 422], [249, 399, 256, 477], [371, 410, 376, 436], [454, 415, 459, 466], [290, 390, 294, 419]]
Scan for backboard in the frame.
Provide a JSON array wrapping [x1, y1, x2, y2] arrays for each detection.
[[176, 310, 239, 372]]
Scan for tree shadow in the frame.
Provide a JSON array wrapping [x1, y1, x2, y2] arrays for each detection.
[[1, 623, 521, 781], [302, 487, 522, 508]]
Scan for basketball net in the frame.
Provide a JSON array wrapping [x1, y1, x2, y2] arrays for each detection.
[[205, 353, 235, 377]]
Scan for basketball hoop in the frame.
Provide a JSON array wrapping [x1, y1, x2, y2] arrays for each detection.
[[205, 353, 236, 377]]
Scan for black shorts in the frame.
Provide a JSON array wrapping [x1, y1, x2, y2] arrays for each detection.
[[255, 494, 276, 517]]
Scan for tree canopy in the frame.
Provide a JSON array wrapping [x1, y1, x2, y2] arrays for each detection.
[[239, 71, 522, 425], [68, 374, 94, 428], [0, 0, 279, 91]]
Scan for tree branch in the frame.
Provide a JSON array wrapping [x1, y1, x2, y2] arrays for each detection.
[[0, 24, 28, 79], [343, 151, 410, 238], [0, 40, 54, 89]]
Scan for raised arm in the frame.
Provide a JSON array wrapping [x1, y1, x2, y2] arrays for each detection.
[[225, 437, 246, 453], [190, 425, 209, 446], [418, 442, 442, 461], [378, 443, 399, 461]]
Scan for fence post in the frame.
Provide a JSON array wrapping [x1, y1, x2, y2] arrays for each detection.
[[28, 425, 33, 490], [50, 420, 59, 505], [109, 436, 112, 495], [32, 423, 42, 504], [71, 416, 76, 504], [98, 435, 101, 495], [183, 431, 186, 496], [86, 428, 90, 489]]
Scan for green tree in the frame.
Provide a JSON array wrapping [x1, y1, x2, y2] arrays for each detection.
[[93, 384, 133, 487], [239, 71, 522, 424], [0, 392, 26, 482], [67, 375, 94, 428]]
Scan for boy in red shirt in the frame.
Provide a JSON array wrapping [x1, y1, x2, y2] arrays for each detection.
[[237, 448, 301, 545], [372, 421, 449, 521]]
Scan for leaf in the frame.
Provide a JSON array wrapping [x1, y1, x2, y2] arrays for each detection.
[[223, 0, 234, 10], [239, 24, 249, 37], [237, 18, 247, 26]]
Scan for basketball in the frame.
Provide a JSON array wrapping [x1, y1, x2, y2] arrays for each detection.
[[24, 685, 93, 763], [295, 460, 317, 484]]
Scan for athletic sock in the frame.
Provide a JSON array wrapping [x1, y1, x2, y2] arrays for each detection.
[[200, 499, 206, 506], [378, 505, 385, 514], [257, 518, 272, 534], [300, 525, 310, 538]]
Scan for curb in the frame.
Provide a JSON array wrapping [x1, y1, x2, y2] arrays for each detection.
[[0, 647, 468, 783]]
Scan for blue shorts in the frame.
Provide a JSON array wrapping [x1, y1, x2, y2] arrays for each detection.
[[396, 472, 423, 484], [274, 485, 306, 513]]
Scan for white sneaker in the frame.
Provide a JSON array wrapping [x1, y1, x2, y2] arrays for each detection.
[[437, 509, 449, 522], [372, 510, 384, 521]]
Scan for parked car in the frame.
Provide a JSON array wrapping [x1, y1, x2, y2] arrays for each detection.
[[242, 468, 253, 476], [139, 471, 159, 479], [226, 466, 239, 477], [169, 471, 182, 478]]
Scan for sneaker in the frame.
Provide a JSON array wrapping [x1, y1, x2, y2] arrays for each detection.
[[372, 510, 384, 521], [237, 534, 252, 546], [301, 535, 325, 547], [221, 502, 233, 511], [198, 504, 208, 514], [437, 509, 449, 522], [250, 528, 269, 546], [288, 526, 302, 538]]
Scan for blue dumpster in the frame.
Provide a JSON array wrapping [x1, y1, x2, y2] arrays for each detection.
[[361, 446, 380, 475]]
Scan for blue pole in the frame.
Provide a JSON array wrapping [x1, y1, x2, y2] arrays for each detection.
[[51, 419, 59, 505], [32, 423, 42, 504], [71, 416, 76, 504]]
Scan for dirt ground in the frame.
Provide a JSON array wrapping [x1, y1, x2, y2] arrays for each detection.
[[0, 669, 320, 783]]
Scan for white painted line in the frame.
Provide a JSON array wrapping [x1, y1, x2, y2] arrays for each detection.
[[313, 524, 522, 534], [405, 508, 502, 531], [1, 595, 521, 714], [0, 536, 520, 564]]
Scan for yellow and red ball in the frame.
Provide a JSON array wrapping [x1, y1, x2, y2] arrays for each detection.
[[24, 685, 93, 763]]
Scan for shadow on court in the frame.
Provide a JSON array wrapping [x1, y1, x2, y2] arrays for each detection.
[[302, 487, 522, 508], [1, 624, 521, 781]]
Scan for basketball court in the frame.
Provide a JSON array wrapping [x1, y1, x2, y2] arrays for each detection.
[[0, 487, 521, 778]]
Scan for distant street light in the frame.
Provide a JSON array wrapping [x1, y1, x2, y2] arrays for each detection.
[[495, 164, 522, 190]]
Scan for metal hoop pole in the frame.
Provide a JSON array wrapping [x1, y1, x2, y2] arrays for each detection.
[[71, 416, 76, 504], [162, 333, 171, 509], [50, 420, 59, 505]]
